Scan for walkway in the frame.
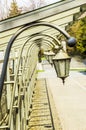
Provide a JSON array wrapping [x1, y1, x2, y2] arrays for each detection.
[[37, 57, 86, 130], [28, 79, 62, 130], [30, 59, 86, 130]]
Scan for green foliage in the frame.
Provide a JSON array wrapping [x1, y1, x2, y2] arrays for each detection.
[[8, 1, 21, 17], [68, 17, 86, 56]]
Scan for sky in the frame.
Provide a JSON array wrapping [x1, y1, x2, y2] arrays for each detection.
[[0, 0, 61, 19], [16, 0, 61, 10], [15, 0, 61, 6], [0, 0, 61, 8], [0, 0, 61, 72]]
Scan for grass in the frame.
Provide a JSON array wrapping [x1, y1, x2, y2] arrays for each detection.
[[37, 70, 45, 73], [70, 68, 86, 72]]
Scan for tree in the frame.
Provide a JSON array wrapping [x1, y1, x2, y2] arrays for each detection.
[[0, 0, 9, 20], [68, 17, 86, 57], [29, 0, 46, 10], [8, 0, 21, 18]]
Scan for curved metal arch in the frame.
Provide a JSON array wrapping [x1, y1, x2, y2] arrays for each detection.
[[8, 32, 58, 127], [13, 39, 54, 51], [34, 38, 55, 48], [21, 38, 56, 82], [0, 31, 57, 99], [22, 39, 54, 70], [40, 41, 54, 50], [11, 34, 57, 86], [30, 32, 61, 46], [12, 32, 61, 50], [22, 44, 38, 81], [20, 40, 54, 87], [9, 44, 38, 128], [16, 37, 56, 82], [7, 37, 53, 125], [0, 21, 74, 98], [16, 35, 59, 83], [24, 36, 56, 49], [8, 39, 39, 127]]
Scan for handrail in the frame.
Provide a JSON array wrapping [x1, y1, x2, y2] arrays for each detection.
[[0, 21, 72, 99], [0, 43, 38, 129], [0, 30, 57, 129], [8, 37, 38, 127], [0, 21, 76, 129], [7, 33, 60, 50]]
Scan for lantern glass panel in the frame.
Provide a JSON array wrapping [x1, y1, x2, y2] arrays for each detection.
[[54, 60, 59, 76], [58, 60, 66, 77], [54, 60, 66, 77], [54, 59, 71, 78], [53, 49, 71, 83], [65, 59, 70, 76]]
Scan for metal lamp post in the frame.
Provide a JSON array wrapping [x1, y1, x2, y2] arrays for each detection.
[[52, 49, 71, 84]]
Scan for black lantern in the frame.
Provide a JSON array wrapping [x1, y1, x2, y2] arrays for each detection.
[[52, 49, 71, 84]]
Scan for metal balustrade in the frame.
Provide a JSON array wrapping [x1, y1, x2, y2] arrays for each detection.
[[0, 42, 39, 130], [0, 33, 58, 130], [0, 0, 85, 128], [0, 21, 76, 130]]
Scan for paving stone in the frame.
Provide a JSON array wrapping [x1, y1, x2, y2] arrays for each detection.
[[28, 79, 62, 130]]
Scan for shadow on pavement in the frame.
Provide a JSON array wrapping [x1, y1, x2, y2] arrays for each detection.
[[79, 71, 86, 75]]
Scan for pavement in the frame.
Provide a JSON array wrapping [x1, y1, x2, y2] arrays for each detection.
[[28, 78, 62, 130], [70, 56, 86, 69], [37, 57, 86, 130]]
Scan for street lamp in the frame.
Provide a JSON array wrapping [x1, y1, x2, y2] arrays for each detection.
[[48, 51, 55, 65], [44, 51, 55, 65], [44, 51, 49, 61], [52, 49, 71, 84]]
